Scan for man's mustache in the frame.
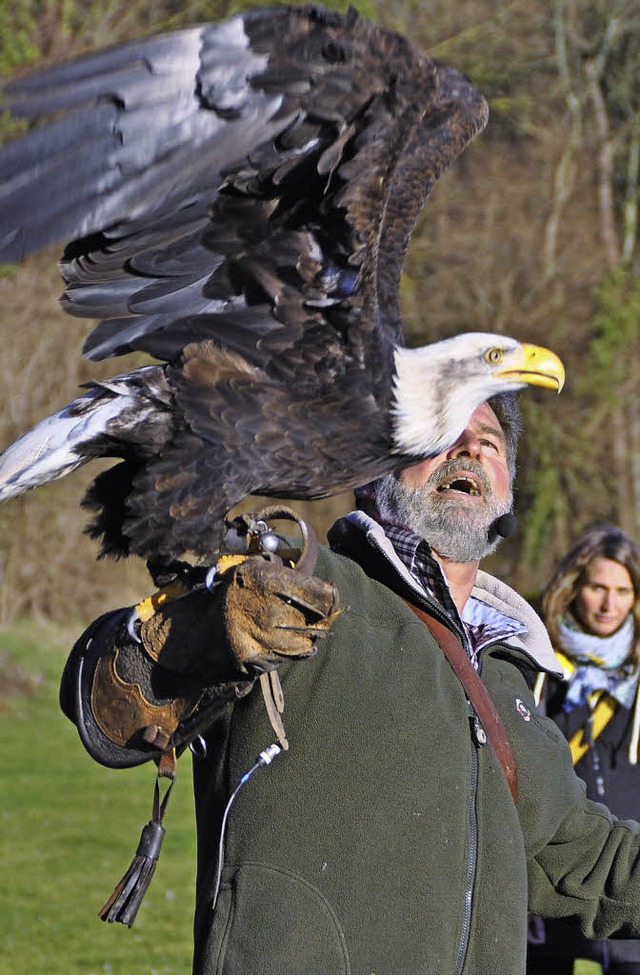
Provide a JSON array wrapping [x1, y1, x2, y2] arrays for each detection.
[[425, 458, 493, 498]]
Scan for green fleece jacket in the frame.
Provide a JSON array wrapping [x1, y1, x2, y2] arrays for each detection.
[[61, 513, 640, 974], [186, 514, 640, 975]]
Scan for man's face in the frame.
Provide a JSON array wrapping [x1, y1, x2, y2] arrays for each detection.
[[376, 402, 513, 562], [398, 401, 511, 497], [573, 556, 635, 637]]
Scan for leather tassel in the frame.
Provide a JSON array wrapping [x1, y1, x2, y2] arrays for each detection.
[[100, 750, 176, 927]]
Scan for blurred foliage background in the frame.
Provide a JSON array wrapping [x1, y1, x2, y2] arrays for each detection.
[[0, 0, 639, 620], [0, 2, 637, 973]]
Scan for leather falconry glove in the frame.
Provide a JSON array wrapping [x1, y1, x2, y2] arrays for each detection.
[[135, 507, 340, 756], [63, 507, 339, 768], [140, 554, 339, 677]]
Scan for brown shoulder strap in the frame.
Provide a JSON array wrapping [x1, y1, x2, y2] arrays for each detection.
[[406, 601, 518, 805]]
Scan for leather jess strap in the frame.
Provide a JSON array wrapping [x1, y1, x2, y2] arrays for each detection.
[[406, 601, 518, 805]]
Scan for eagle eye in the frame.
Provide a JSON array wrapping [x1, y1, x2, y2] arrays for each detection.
[[486, 348, 504, 365]]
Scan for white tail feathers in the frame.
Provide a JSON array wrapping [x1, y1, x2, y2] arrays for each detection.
[[0, 384, 135, 501]]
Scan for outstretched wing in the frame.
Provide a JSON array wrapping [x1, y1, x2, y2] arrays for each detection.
[[0, 4, 488, 397], [0, 5, 490, 563]]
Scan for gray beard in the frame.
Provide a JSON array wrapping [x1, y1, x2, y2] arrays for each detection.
[[374, 461, 513, 563]]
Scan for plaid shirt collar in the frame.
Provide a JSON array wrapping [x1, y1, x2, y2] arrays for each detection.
[[379, 519, 523, 661], [382, 521, 459, 621]]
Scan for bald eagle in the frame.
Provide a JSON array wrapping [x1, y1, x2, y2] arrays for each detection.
[[0, 4, 564, 571]]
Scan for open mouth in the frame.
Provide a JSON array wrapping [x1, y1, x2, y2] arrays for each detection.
[[436, 476, 482, 496]]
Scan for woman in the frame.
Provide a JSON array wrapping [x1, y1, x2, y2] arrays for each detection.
[[528, 524, 640, 975]]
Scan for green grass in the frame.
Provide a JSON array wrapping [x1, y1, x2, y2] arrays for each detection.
[[0, 619, 196, 975]]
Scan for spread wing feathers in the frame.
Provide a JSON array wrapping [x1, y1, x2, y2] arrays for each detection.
[[0, 366, 172, 502], [1, 4, 487, 371], [0, 4, 489, 563]]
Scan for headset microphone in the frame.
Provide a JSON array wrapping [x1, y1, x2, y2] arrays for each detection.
[[489, 512, 518, 541]]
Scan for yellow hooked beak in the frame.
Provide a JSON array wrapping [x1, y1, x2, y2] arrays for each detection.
[[495, 342, 565, 393]]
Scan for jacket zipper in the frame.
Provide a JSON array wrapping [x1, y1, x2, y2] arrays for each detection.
[[369, 538, 481, 973], [454, 717, 480, 975]]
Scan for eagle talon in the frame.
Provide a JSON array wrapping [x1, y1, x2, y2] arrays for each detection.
[[127, 608, 142, 644], [275, 622, 335, 635], [205, 565, 218, 591]]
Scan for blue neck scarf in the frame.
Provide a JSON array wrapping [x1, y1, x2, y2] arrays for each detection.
[[559, 614, 638, 711]]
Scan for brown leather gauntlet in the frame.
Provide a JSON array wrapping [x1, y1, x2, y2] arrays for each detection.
[[142, 557, 339, 673], [60, 604, 252, 768], [61, 555, 339, 768]]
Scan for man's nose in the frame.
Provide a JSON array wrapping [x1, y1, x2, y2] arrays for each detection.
[[447, 429, 482, 460]]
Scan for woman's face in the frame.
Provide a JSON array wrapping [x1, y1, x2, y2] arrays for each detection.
[[573, 556, 636, 637]]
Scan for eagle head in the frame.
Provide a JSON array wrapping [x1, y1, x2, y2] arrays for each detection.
[[391, 332, 565, 460]]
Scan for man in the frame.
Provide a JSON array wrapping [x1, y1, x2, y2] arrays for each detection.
[[529, 526, 640, 975], [61, 393, 640, 975]]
